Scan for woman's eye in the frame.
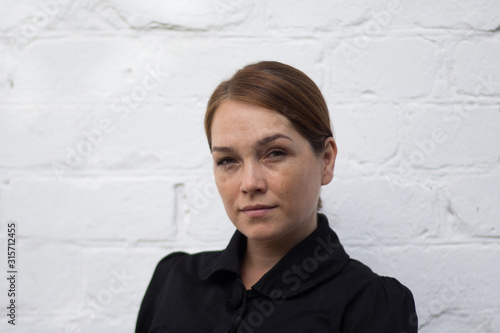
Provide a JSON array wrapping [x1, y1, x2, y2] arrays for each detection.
[[267, 150, 287, 159], [216, 158, 236, 166]]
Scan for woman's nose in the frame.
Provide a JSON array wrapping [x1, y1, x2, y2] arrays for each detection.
[[240, 162, 267, 195]]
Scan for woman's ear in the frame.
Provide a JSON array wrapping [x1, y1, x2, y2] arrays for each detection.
[[321, 138, 337, 185]]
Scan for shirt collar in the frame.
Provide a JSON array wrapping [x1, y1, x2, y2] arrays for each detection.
[[200, 214, 350, 299], [199, 228, 246, 280]]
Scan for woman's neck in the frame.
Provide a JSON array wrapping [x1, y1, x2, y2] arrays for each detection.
[[240, 216, 318, 289]]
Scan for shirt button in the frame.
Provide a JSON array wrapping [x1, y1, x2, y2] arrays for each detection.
[[213, 321, 234, 333]]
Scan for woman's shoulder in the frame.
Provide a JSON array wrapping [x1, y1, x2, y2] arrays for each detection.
[[136, 249, 227, 332], [338, 258, 414, 301], [151, 249, 227, 279], [155, 251, 188, 266], [337, 258, 418, 331]]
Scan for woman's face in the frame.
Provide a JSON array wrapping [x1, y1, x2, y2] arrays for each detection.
[[210, 100, 336, 244]]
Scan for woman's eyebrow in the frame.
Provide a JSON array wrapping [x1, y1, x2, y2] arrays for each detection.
[[211, 146, 235, 153], [211, 134, 293, 153], [256, 133, 294, 146]]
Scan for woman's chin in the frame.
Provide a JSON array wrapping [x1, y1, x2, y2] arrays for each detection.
[[238, 223, 284, 243]]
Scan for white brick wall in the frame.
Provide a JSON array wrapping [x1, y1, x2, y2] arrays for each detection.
[[1, 0, 499, 331]]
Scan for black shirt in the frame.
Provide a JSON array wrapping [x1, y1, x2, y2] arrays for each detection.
[[136, 214, 418, 332]]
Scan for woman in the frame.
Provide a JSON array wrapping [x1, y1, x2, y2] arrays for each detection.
[[136, 61, 418, 332]]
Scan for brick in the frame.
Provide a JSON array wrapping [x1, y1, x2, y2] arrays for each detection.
[[321, 177, 439, 243], [0, 0, 61, 32], [81, 248, 166, 313], [0, 43, 14, 101], [333, 103, 400, 164], [268, 0, 375, 30], [332, 38, 438, 98], [143, 38, 326, 100], [181, 176, 236, 244], [2, 0, 261, 37], [379, 245, 500, 326], [91, 0, 258, 30], [4, 37, 324, 104], [76, 315, 136, 333], [80, 102, 211, 171], [3, 241, 85, 315], [3, 0, 74, 52], [419, 311, 496, 333], [13, 316, 77, 333], [60, 247, 174, 333], [344, 243, 500, 332], [395, 0, 500, 31], [0, 106, 102, 168], [4, 37, 148, 103], [0, 102, 211, 170], [454, 40, 500, 96], [403, 105, 500, 168], [0, 178, 176, 240], [445, 175, 500, 237]]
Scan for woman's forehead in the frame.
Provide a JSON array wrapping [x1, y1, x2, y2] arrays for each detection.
[[210, 100, 297, 144]]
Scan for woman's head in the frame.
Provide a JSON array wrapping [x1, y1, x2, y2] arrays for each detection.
[[205, 61, 337, 243], [205, 61, 333, 155]]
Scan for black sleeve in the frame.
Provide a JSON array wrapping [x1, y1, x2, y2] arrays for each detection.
[[341, 276, 418, 333], [135, 252, 186, 333]]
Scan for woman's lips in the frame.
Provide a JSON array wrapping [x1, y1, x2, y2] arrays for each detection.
[[240, 205, 277, 218]]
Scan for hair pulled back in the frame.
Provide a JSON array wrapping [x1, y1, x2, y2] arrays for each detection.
[[205, 61, 333, 154]]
